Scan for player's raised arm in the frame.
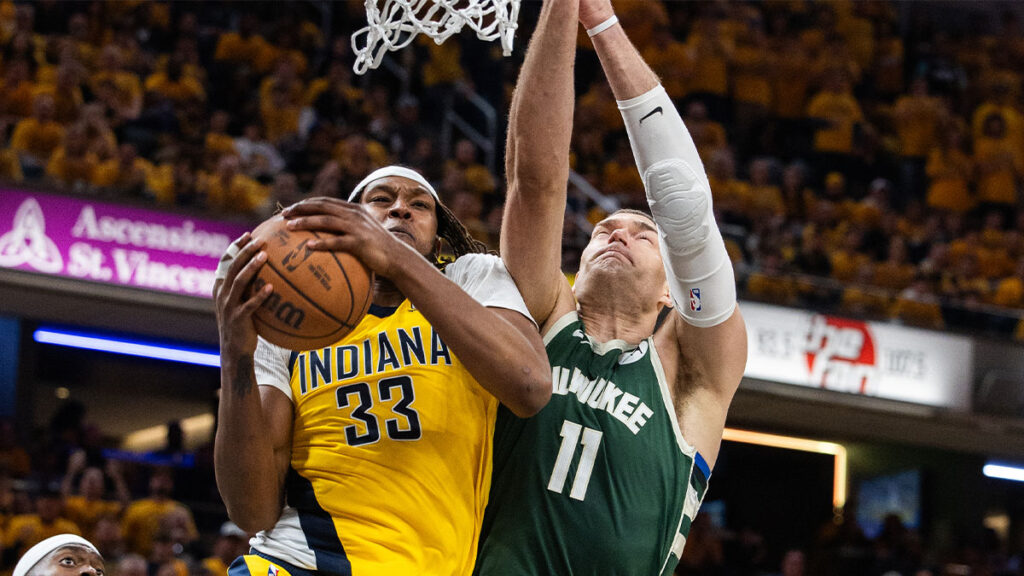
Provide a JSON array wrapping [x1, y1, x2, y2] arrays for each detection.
[[501, 0, 580, 328], [582, 0, 746, 463], [213, 235, 293, 532]]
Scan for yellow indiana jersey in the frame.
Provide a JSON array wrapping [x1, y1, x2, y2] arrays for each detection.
[[252, 300, 498, 576]]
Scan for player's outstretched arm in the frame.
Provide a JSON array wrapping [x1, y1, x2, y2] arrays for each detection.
[[213, 234, 293, 532], [583, 0, 746, 465], [501, 0, 580, 329]]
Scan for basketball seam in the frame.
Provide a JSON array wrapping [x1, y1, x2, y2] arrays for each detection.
[[253, 313, 354, 340], [312, 230, 361, 326], [264, 261, 357, 329]]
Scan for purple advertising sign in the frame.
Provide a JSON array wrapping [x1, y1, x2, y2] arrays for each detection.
[[0, 190, 251, 298]]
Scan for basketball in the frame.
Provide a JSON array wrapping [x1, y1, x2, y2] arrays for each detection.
[[248, 214, 373, 351]]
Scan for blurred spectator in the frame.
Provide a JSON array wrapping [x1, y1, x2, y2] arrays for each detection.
[[144, 56, 205, 107], [203, 110, 236, 162], [973, 111, 1022, 218], [806, 70, 864, 179], [59, 451, 129, 542], [747, 158, 786, 220], [10, 93, 64, 172], [3, 486, 81, 560], [0, 59, 37, 120], [925, 121, 974, 213], [45, 124, 99, 191], [0, 422, 30, 479], [445, 139, 496, 202], [78, 104, 118, 163], [117, 554, 147, 576], [213, 14, 272, 73], [201, 522, 248, 576], [892, 77, 946, 202], [685, 13, 731, 122], [205, 155, 268, 214], [90, 46, 142, 122], [675, 512, 725, 575], [89, 515, 125, 562], [93, 143, 153, 197], [684, 101, 727, 163], [120, 468, 197, 557], [891, 277, 945, 329], [264, 172, 304, 216], [234, 123, 286, 181], [50, 64, 85, 126]]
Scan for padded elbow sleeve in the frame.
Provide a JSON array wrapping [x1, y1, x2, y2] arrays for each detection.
[[618, 86, 736, 327]]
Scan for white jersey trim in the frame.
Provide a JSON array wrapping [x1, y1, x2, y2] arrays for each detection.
[[542, 310, 638, 356]]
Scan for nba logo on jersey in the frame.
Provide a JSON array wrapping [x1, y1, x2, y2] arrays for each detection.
[[267, 566, 279, 576], [689, 288, 702, 312]]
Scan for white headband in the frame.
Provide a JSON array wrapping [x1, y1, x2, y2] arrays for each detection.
[[348, 166, 439, 202], [14, 535, 101, 576]]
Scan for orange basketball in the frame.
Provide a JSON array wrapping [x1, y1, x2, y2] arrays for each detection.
[[248, 215, 373, 351]]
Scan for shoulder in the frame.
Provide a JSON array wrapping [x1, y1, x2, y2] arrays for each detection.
[[444, 253, 503, 278], [446, 253, 536, 325], [443, 253, 514, 293]]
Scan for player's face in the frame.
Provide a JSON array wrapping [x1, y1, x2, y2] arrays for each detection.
[[359, 176, 439, 258], [576, 212, 669, 304], [31, 546, 104, 576]]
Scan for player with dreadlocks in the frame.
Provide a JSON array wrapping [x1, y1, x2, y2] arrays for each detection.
[[213, 165, 550, 575]]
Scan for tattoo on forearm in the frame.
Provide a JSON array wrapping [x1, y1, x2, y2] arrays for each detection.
[[232, 357, 255, 398]]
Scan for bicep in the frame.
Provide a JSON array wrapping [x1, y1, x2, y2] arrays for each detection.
[[259, 385, 293, 491], [500, 182, 573, 326]]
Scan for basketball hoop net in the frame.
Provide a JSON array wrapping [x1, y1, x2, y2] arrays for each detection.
[[351, 0, 520, 75]]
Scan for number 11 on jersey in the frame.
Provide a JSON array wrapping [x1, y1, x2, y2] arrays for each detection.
[[547, 420, 603, 501]]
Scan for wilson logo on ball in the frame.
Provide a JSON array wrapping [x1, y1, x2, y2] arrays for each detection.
[[253, 276, 307, 329]]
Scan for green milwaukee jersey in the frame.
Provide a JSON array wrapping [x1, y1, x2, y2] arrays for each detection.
[[475, 311, 710, 576]]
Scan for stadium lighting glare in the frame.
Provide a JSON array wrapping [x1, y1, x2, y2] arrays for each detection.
[[33, 328, 220, 367], [983, 463, 1024, 483], [723, 428, 848, 510]]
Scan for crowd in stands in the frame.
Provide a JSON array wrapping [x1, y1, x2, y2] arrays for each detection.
[[1, 0, 1021, 338], [0, 402, 240, 576], [0, 0, 1017, 332]]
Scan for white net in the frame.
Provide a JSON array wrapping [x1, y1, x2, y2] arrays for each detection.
[[351, 0, 521, 75]]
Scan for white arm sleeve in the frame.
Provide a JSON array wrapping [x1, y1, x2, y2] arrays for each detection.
[[444, 254, 537, 328], [618, 85, 736, 328]]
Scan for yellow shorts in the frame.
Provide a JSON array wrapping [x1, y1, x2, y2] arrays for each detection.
[[228, 554, 313, 576]]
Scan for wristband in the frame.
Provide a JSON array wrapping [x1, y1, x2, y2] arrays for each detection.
[[586, 15, 619, 37]]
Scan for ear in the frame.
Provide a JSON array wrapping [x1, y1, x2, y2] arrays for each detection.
[[658, 283, 673, 309]]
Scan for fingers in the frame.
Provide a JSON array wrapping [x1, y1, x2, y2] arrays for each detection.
[[223, 236, 266, 291], [225, 247, 269, 308]]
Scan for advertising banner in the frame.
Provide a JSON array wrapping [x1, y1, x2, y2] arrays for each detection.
[[0, 190, 250, 298], [743, 301, 974, 410]]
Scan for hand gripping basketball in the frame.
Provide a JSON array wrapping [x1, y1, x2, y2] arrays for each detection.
[[215, 232, 273, 358], [246, 210, 374, 351]]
